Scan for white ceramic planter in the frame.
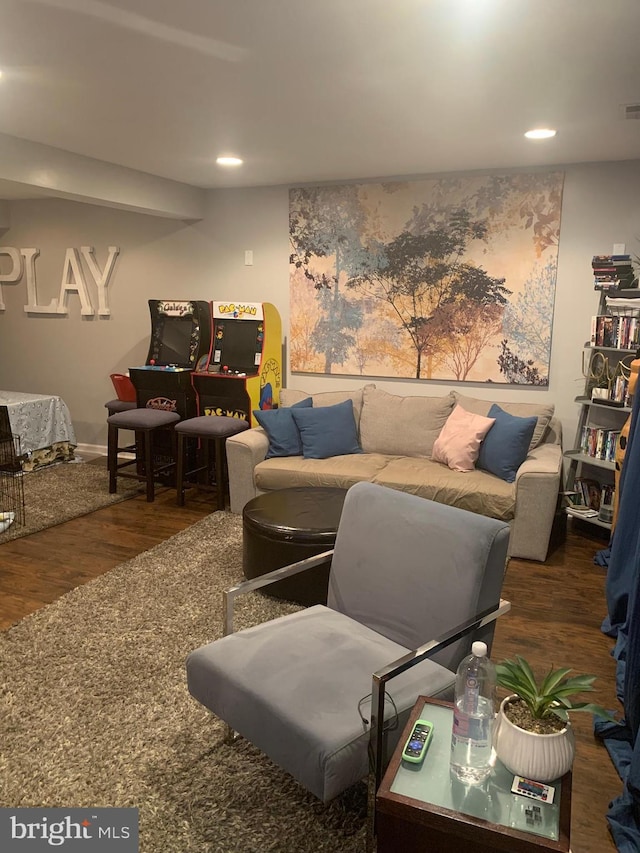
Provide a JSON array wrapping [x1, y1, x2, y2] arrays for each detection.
[[493, 695, 575, 782]]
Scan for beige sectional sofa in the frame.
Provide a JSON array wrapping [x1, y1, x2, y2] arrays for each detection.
[[226, 384, 563, 561]]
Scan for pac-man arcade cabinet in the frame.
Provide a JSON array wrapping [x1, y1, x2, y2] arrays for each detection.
[[191, 301, 282, 425]]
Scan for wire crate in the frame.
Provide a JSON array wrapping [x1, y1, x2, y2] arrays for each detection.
[[0, 408, 26, 529]]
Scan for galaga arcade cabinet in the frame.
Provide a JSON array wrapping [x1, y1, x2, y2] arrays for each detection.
[[129, 299, 213, 482], [129, 299, 212, 413], [191, 301, 282, 425]]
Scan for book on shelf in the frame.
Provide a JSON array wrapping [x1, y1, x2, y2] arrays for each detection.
[[579, 426, 620, 463], [593, 254, 633, 263], [589, 315, 639, 349], [574, 476, 602, 510], [571, 478, 616, 512]]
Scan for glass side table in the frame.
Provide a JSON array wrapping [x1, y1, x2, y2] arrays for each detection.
[[376, 696, 572, 853]]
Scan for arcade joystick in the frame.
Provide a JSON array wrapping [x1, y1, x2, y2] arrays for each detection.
[[150, 359, 156, 365], [222, 365, 229, 374]]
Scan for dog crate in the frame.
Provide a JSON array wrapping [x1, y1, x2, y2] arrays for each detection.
[[0, 405, 25, 529]]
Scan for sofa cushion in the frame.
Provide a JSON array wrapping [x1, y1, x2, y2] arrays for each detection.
[[291, 400, 362, 459], [477, 404, 537, 483], [254, 454, 516, 522], [253, 397, 312, 458], [372, 457, 516, 521], [450, 391, 554, 450], [359, 387, 454, 457], [431, 405, 495, 472], [280, 384, 374, 429], [254, 452, 394, 492]]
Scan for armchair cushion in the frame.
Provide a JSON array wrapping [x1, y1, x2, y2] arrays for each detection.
[[253, 397, 312, 458], [186, 605, 456, 802]]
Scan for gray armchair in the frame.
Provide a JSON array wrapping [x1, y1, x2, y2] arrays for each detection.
[[186, 482, 510, 831]]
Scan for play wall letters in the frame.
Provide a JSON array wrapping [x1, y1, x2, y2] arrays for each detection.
[[0, 246, 120, 316]]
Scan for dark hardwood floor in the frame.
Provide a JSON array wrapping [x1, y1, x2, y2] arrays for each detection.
[[0, 475, 622, 853]]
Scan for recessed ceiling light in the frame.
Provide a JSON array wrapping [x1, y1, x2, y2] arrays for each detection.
[[524, 128, 557, 140], [216, 156, 243, 166]]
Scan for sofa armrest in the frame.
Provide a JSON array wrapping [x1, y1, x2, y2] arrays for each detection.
[[516, 441, 563, 478], [510, 443, 563, 561], [226, 427, 269, 513]]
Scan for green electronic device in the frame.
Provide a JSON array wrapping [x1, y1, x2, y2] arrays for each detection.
[[402, 719, 434, 764]]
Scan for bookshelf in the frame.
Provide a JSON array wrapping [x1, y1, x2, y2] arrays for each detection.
[[564, 281, 639, 532]]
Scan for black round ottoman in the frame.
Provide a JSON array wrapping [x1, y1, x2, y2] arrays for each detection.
[[242, 487, 348, 606]]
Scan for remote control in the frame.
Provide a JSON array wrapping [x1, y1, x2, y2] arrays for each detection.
[[401, 719, 434, 764], [511, 775, 555, 804]]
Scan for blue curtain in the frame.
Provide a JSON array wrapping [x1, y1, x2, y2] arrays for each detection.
[[596, 386, 640, 849]]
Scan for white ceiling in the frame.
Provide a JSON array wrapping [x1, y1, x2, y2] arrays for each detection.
[[0, 0, 639, 200]]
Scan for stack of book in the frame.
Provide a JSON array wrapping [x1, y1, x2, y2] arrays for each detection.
[[592, 254, 636, 289]]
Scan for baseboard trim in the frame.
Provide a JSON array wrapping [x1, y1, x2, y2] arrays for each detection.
[[76, 442, 107, 458]]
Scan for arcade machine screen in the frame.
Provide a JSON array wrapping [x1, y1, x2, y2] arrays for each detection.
[[216, 320, 261, 374], [156, 316, 195, 366]]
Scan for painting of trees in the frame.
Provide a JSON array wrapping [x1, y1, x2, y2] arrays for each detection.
[[290, 186, 367, 373], [289, 172, 564, 384], [347, 211, 511, 379]]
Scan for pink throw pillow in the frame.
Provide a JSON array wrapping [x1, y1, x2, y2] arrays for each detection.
[[431, 405, 495, 472]]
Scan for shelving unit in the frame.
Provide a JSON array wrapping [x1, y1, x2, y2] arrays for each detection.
[[564, 287, 639, 533]]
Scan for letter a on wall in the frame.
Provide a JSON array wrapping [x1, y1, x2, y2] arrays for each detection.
[[57, 247, 94, 315]]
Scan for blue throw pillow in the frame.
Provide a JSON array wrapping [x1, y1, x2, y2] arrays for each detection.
[[253, 397, 312, 458], [477, 404, 537, 483], [290, 399, 362, 459]]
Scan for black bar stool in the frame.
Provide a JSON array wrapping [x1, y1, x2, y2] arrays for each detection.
[[105, 399, 137, 416], [175, 415, 250, 509], [107, 408, 180, 502]]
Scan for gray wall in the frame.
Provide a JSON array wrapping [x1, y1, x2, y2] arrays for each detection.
[[0, 161, 639, 453]]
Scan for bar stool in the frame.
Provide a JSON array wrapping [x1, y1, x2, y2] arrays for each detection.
[[175, 415, 250, 509], [107, 408, 181, 502], [105, 399, 137, 416]]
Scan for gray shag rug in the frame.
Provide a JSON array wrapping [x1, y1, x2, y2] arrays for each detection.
[[0, 462, 140, 544], [0, 511, 367, 852]]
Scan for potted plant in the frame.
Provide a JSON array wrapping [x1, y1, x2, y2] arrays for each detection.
[[493, 656, 615, 782]]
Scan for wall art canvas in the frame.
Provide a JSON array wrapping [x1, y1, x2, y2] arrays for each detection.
[[289, 172, 564, 384]]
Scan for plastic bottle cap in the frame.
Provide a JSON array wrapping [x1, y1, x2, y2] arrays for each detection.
[[472, 641, 487, 657]]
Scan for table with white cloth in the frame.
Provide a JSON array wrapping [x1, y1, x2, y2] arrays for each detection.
[[0, 391, 77, 471]]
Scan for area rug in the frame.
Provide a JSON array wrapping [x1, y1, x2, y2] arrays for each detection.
[[0, 512, 367, 852], [0, 461, 141, 544]]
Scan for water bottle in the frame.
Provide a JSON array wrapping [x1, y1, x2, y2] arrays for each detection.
[[450, 640, 496, 783]]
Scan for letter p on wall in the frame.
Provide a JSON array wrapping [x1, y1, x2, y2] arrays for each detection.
[[0, 247, 23, 310]]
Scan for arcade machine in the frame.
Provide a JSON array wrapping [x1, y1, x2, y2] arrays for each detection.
[[191, 301, 282, 425], [129, 299, 212, 416], [128, 299, 213, 482]]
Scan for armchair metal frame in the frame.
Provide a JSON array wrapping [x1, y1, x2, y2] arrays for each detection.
[[222, 549, 510, 851]]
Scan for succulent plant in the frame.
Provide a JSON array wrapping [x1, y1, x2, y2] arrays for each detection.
[[496, 656, 616, 724]]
